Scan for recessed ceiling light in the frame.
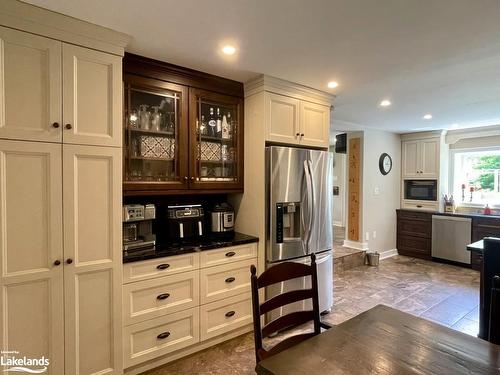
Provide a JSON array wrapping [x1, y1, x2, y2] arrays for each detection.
[[327, 81, 339, 89], [380, 99, 391, 107], [423, 114, 433, 120], [221, 45, 236, 55]]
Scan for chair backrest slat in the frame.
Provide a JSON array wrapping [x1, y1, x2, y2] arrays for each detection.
[[489, 275, 500, 344], [256, 262, 312, 288], [262, 310, 315, 338], [260, 289, 314, 315]]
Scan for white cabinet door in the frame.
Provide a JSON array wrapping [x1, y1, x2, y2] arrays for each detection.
[[420, 138, 439, 178], [0, 140, 64, 374], [63, 145, 122, 375], [299, 101, 330, 148], [0, 27, 62, 143], [402, 140, 419, 178], [265, 92, 300, 145], [63, 44, 122, 147]]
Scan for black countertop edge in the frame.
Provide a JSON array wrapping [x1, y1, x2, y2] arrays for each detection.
[[123, 232, 259, 263], [397, 208, 500, 220]]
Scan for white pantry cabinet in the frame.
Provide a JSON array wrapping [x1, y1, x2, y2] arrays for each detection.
[[0, 27, 122, 147], [0, 2, 129, 373], [265, 92, 330, 148], [402, 138, 439, 179]]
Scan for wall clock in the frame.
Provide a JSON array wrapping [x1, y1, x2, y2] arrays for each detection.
[[379, 153, 392, 175]]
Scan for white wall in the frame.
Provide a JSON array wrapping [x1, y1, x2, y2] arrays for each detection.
[[332, 150, 346, 227], [362, 130, 401, 253]]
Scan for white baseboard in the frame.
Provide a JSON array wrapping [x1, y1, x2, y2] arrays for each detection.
[[379, 249, 398, 260], [342, 240, 369, 251]]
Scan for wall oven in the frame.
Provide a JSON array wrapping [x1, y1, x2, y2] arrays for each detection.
[[404, 180, 437, 201]]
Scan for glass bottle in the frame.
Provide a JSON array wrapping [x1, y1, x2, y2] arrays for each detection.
[[200, 115, 207, 135], [208, 107, 216, 137], [222, 113, 229, 139], [150, 106, 162, 132], [227, 112, 233, 138], [216, 108, 222, 136], [129, 109, 139, 128], [139, 104, 151, 130]]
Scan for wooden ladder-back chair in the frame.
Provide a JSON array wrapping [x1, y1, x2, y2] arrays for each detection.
[[250, 253, 330, 364]]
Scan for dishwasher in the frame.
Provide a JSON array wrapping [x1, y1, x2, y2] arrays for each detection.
[[431, 215, 471, 265]]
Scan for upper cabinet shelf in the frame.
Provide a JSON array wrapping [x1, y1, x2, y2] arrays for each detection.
[[123, 53, 244, 195]]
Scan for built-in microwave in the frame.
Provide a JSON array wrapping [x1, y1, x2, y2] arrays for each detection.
[[404, 180, 437, 201]]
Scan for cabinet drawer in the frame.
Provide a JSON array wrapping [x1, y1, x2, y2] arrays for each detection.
[[397, 234, 431, 258], [471, 252, 483, 271], [123, 270, 199, 325], [397, 209, 432, 221], [200, 243, 257, 268], [398, 219, 431, 238], [200, 293, 253, 341], [401, 201, 438, 212], [123, 307, 200, 368], [200, 259, 255, 304], [473, 217, 500, 229], [123, 252, 199, 284]]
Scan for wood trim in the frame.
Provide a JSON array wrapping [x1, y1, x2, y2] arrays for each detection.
[[347, 138, 360, 241], [0, 0, 130, 56], [123, 188, 243, 196], [124, 53, 243, 97]]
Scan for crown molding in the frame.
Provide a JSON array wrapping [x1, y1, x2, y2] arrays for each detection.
[[244, 74, 335, 106], [445, 124, 500, 144], [0, 0, 131, 56], [401, 130, 447, 141]]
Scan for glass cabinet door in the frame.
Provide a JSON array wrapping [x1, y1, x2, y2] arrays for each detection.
[[124, 76, 188, 191], [189, 88, 243, 190]]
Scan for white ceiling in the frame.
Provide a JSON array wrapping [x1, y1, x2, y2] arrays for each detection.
[[24, 0, 500, 133]]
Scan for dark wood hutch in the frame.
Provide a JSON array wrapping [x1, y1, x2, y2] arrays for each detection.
[[123, 53, 244, 196]]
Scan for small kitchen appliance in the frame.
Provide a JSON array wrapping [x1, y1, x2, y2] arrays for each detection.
[[166, 204, 204, 240], [210, 202, 235, 236], [122, 204, 156, 257]]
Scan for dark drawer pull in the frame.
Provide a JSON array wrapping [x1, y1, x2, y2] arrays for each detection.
[[416, 205, 423, 208], [225, 277, 235, 283], [157, 331, 170, 340], [225, 310, 236, 318], [225, 251, 236, 257], [157, 264, 170, 270], [157, 293, 170, 300]]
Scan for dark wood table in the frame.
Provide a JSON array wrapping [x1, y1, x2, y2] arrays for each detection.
[[256, 305, 500, 375]]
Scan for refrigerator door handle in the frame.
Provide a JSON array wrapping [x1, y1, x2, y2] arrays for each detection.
[[303, 160, 314, 253], [307, 160, 315, 251]]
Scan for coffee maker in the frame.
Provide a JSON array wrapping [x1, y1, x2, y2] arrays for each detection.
[[123, 204, 156, 256], [166, 204, 205, 241]]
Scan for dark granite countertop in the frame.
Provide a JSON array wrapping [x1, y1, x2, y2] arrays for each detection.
[[123, 232, 259, 263], [397, 208, 500, 220]]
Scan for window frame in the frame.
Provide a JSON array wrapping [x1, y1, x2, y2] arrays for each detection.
[[449, 146, 500, 209]]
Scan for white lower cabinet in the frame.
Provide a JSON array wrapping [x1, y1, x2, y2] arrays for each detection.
[[123, 307, 200, 368], [200, 293, 253, 341], [122, 243, 258, 370]]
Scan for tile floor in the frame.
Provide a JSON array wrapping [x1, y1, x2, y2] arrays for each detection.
[[144, 256, 480, 375]]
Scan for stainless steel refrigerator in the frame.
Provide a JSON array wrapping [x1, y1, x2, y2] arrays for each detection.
[[266, 146, 333, 320]]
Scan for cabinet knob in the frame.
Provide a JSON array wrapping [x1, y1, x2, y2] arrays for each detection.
[[52, 122, 60, 129], [300, 133, 305, 137], [183, 176, 188, 181], [65, 124, 72, 130], [66, 258, 73, 264], [296, 133, 300, 137], [53, 260, 61, 266], [190, 176, 195, 181]]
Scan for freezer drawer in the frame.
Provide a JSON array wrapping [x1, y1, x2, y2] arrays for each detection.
[[431, 215, 471, 264]]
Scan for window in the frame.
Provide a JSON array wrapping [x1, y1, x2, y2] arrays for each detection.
[[452, 149, 500, 206]]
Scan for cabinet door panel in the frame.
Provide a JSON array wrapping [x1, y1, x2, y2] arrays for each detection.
[[63, 145, 122, 375], [420, 139, 439, 178], [0, 27, 62, 142], [0, 140, 64, 374], [299, 101, 330, 148], [402, 141, 419, 178], [63, 44, 121, 147], [265, 92, 300, 145]]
